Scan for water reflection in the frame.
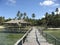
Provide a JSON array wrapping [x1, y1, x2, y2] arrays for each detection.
[[0, 27, 27, 33], [0, 28, 24, 45]]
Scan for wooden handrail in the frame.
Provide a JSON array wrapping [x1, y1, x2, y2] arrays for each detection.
[[14, 28, 32, 45]]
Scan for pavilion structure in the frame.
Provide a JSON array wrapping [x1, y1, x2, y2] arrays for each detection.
[[4, 20, 30, 28]]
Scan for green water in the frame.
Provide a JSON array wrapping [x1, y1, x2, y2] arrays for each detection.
[[0, 29, 24, 45]]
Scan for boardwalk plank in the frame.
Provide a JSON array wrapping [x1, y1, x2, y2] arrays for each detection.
[[23, 27, 53, 45]]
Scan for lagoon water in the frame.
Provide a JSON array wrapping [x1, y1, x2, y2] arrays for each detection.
[[0, 28, 24, 45]]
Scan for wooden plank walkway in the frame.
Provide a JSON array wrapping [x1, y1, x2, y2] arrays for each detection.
[[23, 27, 53, 45]]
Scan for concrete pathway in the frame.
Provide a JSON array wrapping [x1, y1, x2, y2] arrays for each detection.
[[23, 27, 53, 45]]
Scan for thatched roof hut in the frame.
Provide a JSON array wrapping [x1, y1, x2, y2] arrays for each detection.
[[4, 20, 30, 28], [4, 20, 29, 24]]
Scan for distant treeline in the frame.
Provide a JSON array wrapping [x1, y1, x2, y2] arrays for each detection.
[[38, 8, 60, 27], [0, 8, 60, 27], [26, 8, 60, 27]]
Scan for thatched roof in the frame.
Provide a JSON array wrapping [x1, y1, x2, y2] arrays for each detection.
[[4, 20, 29, 24]]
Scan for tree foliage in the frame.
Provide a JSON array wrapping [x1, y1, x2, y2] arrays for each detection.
[[40, 8, 60, 27], [1, 8, 60, 27], [32, 13, 35, 19], [0, 16, 5, 25]]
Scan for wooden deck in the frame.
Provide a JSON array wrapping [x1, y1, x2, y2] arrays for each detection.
[[23, 27, 53, 45]]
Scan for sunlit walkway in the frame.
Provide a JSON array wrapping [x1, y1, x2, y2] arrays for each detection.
[[23, 27, 53, 45]]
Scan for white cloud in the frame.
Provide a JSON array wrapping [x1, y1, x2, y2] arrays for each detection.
[[6, 0, 16, 5], [40, 0, 59, 6], [40, 0, 54, 6], [58, 8, 60, 14], [59, 8, 60, 12], [45, 0, 56, 1], [42, 15, 45, 18]]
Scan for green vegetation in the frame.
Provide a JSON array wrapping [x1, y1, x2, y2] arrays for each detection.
[[0, 29, 24, 45], [0, 8, 60, 27], [44, 29, 60, 39], [0, 25, 30, 45], [40, 8, 60, 28], [0, 16, 5, 25], [0, 33, 24, 45], [32, 13, 35, 19], [43, 29, 60, 45]]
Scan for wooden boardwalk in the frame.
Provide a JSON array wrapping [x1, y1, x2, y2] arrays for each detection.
[[23, 27, 53, 45]]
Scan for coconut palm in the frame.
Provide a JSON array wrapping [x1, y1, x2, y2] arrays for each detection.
[[20, 13, 23, 19], [17, 11, 20, 20], [23, 12, 26, 19], [55, 8, 59, 15], [32, 13, 35, 19]]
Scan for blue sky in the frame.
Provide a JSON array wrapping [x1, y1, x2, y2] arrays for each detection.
[[0, 0, 60, 19]]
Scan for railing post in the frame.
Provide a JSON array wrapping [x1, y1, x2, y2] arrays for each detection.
[[42, 30, 43, 35], [22, 40, 23, 45], [14, 28, 32, 45], [18, 40, 22, 45], [46, 33, 47, 42], [55, 39, 56, 45]]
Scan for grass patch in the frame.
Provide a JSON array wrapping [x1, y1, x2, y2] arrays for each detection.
[[0, 26, 30, 45], [43, 29, 60, 45], [0, 28, 26, 45], [0, 33, 24, 45], [44, 29, 60, 39]]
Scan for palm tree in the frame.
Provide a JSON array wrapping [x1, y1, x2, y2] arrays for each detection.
[[25, 16, 29, 21], [45, 12, 48, 20], [17, 11, 20, 20], [32, 13, 35, 19], [23, 12, 26, 19], [55, 8, 59, 15], [52, 12, 55, 16], [0, 16, 5, 25], [45, 12, 49, 28], [31, 13, 35, 26], [20, 13, 23, 19], [17, 11, 20, 17]]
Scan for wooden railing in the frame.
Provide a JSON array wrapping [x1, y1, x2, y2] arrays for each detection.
[[14, 28, 32, 45], [38, 28, 60, 45]]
